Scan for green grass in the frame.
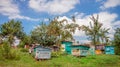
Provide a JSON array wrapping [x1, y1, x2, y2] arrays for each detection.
[[0, 50, 120, 67]]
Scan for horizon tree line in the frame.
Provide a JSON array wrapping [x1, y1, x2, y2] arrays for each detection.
[[0, 15, 118, 47]]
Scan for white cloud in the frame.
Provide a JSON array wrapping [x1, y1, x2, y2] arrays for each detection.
[[0, 0, 20, 16], [44, 18, 49, 22], [58, 12, 120, 43], [29, 0, 79, 15], [9, 14, 40, 21], [93, 12, 117, 33], [74, 12, 85, 19], [112, 21, 120, 28], [0, 0, 40, 21], [113, 21, 120, 26], [100, 0, 120, 9]]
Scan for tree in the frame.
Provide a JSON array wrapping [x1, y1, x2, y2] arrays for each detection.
[[0, 19, 24, 44], [18, 33, 32, 48], [47, 17, 80, 46], [31, 17, 80, 46], [82, 15, 109, 45], [114, 28, 120, 55], [99, 28, 110, 45], [31, 23, 57, 46]]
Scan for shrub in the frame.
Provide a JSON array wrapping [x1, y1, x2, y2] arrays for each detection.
[[18, 41, 25, 48], [0, 46, 5, 60], [20, 48, 28, 52], [1, 41, 11, 59], [51, 51, 66, 57], [1, 41, 20, 60], [51, 52, 59, 57], [10, 49, 20, 60]]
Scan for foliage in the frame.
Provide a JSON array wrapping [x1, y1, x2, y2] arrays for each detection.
[[31, 23, 57, 46], [0, 19, 24, 44], [82, 15, 110, 45], [19, 34, 32, 48], [114, 28, 120, 55], [51, 51, 63, 57], [0, 41, 20, 60], [47, 17, 80, 46], [1, 41, 11, 59], [31, 17, 80, 46], [18, 41, 25, 48], [22, 34, 32, 45], [18, 34, 32, 48], [0, 45, 5, 60], [20, 48, 28, 52]]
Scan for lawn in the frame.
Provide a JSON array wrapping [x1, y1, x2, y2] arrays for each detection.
[[0, 51, 120, 67]]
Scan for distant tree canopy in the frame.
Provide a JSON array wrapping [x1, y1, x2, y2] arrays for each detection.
[[0, 19, 25, 44], [82, 15, 110, 45], [31, 17, 80, 46], [31, 23, 57, 46], [114, 28, 120, 55], [0, 16, 111, 47]]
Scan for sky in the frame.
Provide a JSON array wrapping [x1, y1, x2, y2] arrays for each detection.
[[0, 0, 120, 43]]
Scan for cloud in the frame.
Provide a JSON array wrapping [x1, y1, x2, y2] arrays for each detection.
[[100, 0, 120, 9], [9, 14, 40, 21], [29, 0, 79, 15], [112, 21, 120, 28], [44, 18, 49, 22], [0, 0, 20, 16], [0, 0, 40, 21], [58, 11, 120, 43]]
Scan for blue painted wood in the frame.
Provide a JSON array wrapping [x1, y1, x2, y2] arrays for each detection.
[[89, 47, 95, 55], [71, 45, 89, 56], [105, 46, 114, 54], [80, 50, 89, 56], [33, 46, 51, 59]]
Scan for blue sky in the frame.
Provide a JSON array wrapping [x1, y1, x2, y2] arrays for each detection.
[[0, 0, 120, 43]]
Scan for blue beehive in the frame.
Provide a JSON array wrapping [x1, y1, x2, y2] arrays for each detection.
[[71, 45, 89, 56], [33, 46, 51, 59], [88, 47, 95, 55], [105, 46, 115, 54]]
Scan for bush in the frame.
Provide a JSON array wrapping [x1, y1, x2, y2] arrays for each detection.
[[0, 46, 5, 60], [51, 52, 59, 57], [9, 49, 21, 60], [1, 41, 11, 59], [20, 48, 28, 52], [18, 41, 25, 48], [1, 41, 20, 60], [51, 51, 66, 57]]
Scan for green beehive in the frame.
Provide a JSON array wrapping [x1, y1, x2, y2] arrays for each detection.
[[61, 41, 72, 54]]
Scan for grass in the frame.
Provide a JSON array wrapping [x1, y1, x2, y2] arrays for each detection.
[[0, 49, 120, 67]]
